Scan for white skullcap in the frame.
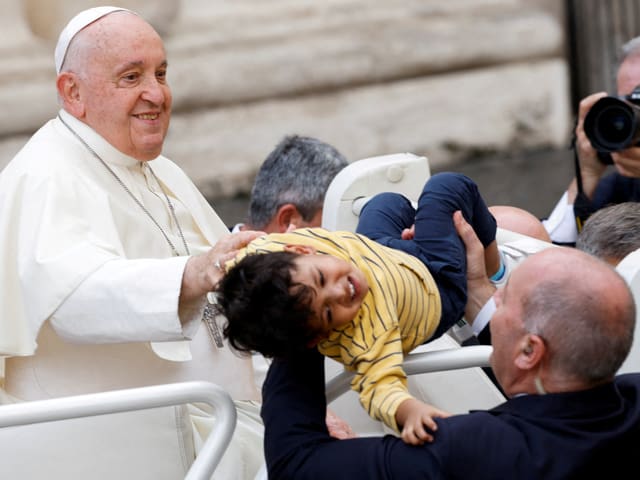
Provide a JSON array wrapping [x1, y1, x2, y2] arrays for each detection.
[[54, 6, 133, 74]]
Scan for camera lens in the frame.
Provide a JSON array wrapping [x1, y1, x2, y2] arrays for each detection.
[[594, 105, 633, 144], [584, 96, 640, 152]]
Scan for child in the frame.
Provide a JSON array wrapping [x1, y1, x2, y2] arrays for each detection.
[[215, 172, 502, 445]]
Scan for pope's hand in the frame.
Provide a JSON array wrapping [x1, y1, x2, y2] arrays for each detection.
[[181, 230, 264, 305]]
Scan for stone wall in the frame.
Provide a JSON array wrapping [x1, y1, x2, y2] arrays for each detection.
[[0, 0, 571, 201]]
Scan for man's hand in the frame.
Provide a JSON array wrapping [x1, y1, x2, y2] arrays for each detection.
[[326, 409, 357, 439], [570, 91, 609, 202], [453, 211, 496, 322], [181, 230, 264, 303], [612, 145, 640, 178], [395, 398, 450, 445]]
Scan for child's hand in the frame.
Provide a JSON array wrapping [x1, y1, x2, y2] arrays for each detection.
[[396, 398, 450, 445], [401, 224, 415, 240]]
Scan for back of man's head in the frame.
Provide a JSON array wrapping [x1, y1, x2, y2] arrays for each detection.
[[247, 135, 348, 230], [576, 202, 640, 265], [519, 248, 635, 385]]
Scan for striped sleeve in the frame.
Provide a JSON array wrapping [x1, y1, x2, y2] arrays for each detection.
[[349, 325, 413, 432]]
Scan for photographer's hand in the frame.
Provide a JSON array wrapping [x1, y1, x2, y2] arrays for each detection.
[[612, 145, 640, 177], [569, 92, 609, 203]]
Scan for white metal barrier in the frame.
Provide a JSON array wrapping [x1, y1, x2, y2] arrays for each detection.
[[0, 381, 237, 480], [325, 344, 493, 403]]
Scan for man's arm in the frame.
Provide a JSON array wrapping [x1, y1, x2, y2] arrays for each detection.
[[261, 348, 331, 478], [52, 257, 198, 343], [261, 349, 446, 479], [52, 230, 264, 343]]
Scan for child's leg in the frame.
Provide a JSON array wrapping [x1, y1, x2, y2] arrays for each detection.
[[355, 192, 421, 257], [413, 172, 497, 337]]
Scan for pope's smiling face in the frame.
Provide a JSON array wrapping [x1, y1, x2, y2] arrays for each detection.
[[70, 12, 172, 161]]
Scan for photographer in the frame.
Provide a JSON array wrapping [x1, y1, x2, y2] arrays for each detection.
[[543, 36, 640, 245]]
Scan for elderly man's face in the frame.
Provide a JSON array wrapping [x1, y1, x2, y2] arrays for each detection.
[[611, 54, 640, 178], [617, 53, 640, 95], [76, 13, 172, 161]]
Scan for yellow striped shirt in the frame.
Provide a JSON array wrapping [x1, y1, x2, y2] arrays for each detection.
[[230, 227, 442, 432]]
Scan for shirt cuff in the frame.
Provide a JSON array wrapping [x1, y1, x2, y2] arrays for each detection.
[[542, 192, 578, 243], [471, 297, 496, 336]]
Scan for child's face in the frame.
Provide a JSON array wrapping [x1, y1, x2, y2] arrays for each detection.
[[290, 252, 369, 338]]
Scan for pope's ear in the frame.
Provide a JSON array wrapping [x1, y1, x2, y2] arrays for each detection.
[[283, 244, 317, 255], [57, 72, 85, 117]]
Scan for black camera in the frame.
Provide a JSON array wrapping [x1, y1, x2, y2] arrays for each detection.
[[584, 84, 640, 153]]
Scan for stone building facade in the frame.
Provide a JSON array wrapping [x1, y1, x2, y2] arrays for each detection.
[[0, 0, 571, 202]]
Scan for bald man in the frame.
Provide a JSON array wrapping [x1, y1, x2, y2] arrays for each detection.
[[490, 205, 551, 242]]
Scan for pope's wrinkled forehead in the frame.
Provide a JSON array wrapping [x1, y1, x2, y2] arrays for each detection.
[[54, 6, 135, 74]]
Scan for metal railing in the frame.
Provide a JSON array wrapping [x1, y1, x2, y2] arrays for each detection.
[[0, 381, 237, 480]]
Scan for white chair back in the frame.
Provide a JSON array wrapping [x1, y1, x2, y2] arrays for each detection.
[[322, 152, 430, 231], [617, 248, 640, 374]]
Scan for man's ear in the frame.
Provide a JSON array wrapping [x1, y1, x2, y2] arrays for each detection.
[[56, 72, 85, 117], [283, 244, 317, 255], [515, 334, 545, 370], [274, 204, 303, 233]]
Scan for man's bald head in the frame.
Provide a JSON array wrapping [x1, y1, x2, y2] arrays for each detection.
[[515, 248, 635, 383], [489, 205, 551, 242]]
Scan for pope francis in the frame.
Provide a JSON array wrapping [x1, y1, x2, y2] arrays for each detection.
[[0, 6, 264, 479]]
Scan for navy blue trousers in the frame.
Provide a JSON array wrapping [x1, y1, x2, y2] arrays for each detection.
[[356, 172, 496, 339]]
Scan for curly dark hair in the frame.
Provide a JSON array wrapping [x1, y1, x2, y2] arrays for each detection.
[[214, 251, 321, 358]]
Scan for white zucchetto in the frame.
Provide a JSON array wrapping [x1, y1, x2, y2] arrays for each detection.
[[54, 6, 133, 74]]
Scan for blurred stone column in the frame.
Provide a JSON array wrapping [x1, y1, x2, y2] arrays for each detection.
[[22, 0, 181, 42], [1, 1, 36, 49]]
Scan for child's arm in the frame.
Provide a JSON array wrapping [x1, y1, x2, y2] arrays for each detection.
[[344, 328, 451, 436], [343, 327, 413, 432], [395, 398, 450, 445]]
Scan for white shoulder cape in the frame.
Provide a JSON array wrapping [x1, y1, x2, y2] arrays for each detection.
[[0, 111, 229, 356]]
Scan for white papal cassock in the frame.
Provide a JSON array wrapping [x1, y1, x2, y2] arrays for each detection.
[[0, 109, 263, 479]]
